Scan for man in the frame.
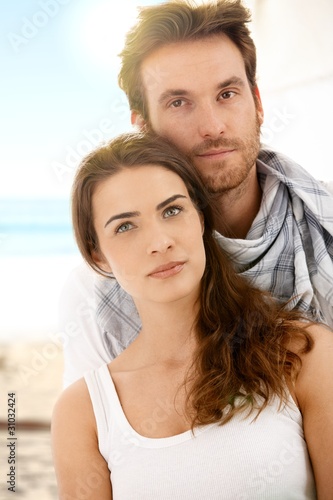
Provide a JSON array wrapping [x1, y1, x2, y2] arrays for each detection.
[[60, 0, 333, 387]]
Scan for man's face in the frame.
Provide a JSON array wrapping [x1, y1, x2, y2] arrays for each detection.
[[139, 35, 263, 195]]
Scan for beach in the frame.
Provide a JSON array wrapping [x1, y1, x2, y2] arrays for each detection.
[[0, 197, 83, 499], [0, 341, 64, 499]]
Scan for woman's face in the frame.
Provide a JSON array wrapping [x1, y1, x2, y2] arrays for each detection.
[[92, 165, 206, 306]]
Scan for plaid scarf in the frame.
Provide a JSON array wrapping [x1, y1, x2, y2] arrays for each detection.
[[215, 148, 333, 325], [95, 148, 333, 356]]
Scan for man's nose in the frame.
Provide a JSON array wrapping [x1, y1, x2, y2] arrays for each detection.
[[197, 103, 226, 139]]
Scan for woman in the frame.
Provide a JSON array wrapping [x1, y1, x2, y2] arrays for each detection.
[[52, 132, 333, 499]]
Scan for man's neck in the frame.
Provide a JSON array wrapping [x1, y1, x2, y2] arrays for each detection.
[[213, 167, 262, 239]]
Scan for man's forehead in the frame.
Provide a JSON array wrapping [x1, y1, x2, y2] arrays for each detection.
[[140, 37, 246, 95]]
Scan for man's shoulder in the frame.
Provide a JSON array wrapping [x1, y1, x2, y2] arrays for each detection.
[[320, 180, 333, 196], [258, 147, 333, 195], [60, 260, 112, 298], [257, 147, 302, 172], [63, 260, 95, 289]]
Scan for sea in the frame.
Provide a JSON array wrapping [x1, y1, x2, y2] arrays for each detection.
[[0, 198, 82, 341]]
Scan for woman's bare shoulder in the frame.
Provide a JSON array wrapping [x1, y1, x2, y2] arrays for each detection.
[[293, 322, 333, 400], [52, 377, 96, 431], [52, 379, 112, 498]]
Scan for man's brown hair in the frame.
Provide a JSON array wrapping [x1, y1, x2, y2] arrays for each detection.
[[118, 0, 257, 119]]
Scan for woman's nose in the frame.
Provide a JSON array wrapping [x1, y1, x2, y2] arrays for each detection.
[[146, 226, 175, 255]]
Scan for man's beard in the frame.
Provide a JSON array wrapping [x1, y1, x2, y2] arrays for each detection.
[[188, 115, 261, 195]]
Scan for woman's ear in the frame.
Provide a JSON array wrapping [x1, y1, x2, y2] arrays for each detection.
[[91, 250, 112, 275]]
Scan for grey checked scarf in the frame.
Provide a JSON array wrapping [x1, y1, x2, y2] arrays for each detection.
[[95, 148, 333, 358]]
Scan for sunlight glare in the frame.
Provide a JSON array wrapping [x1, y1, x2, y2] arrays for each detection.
[[77, 1, 140, 72]]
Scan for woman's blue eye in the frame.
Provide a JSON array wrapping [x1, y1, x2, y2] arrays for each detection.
[[163, 206, 182, 218], [116, 222, 133, 234]]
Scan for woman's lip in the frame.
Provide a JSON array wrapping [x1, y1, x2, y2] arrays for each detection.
[[148, 262, 185, 279]]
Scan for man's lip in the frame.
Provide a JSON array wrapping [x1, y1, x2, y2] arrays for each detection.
[[197, 148, 235, 157], [148, 261, 185, 278]]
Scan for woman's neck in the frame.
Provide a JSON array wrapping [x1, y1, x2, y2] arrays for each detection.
[[126, 296, 199, 368]]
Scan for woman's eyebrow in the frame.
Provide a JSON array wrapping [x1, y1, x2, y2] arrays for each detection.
[[104, 194, 187, 228], [104, 211, 140, 228], [156, 194, 187, 211]]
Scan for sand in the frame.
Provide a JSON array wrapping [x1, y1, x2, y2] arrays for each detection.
[[0, 342, 64, 499]]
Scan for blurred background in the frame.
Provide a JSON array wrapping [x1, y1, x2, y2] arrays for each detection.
[[0, 0, 332, 498]]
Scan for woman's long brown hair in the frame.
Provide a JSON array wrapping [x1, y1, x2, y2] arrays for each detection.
[[189, 216, 313, 427], [72, 132, 313, 428]]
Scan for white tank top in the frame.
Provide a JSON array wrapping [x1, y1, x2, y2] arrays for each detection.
[[84, 364, 316, 499]]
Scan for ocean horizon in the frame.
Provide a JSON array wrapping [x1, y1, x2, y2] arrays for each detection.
[[0, 198, 82, 341], [0, 198, 78, 257]]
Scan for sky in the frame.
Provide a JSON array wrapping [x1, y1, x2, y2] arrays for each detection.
[[1, 0, 163, 339], [1, 0, 159, 199], [1, 0, 332, 201]]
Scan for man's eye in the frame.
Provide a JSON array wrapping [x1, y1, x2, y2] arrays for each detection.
[[115, 222, 133, 234], [163, 206, 182, 218], [170, 99, 184, 108], [220, 91, 236, 100]]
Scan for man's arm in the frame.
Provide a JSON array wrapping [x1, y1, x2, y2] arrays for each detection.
[[58, 261, 111, 387]]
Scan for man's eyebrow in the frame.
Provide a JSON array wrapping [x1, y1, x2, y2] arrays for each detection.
[[158, 77, 245, 105], [104, 211, 140, 228], [217, 76, 245, 90], [158, 89, 190, 105], [156, 194, 187, 211]]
